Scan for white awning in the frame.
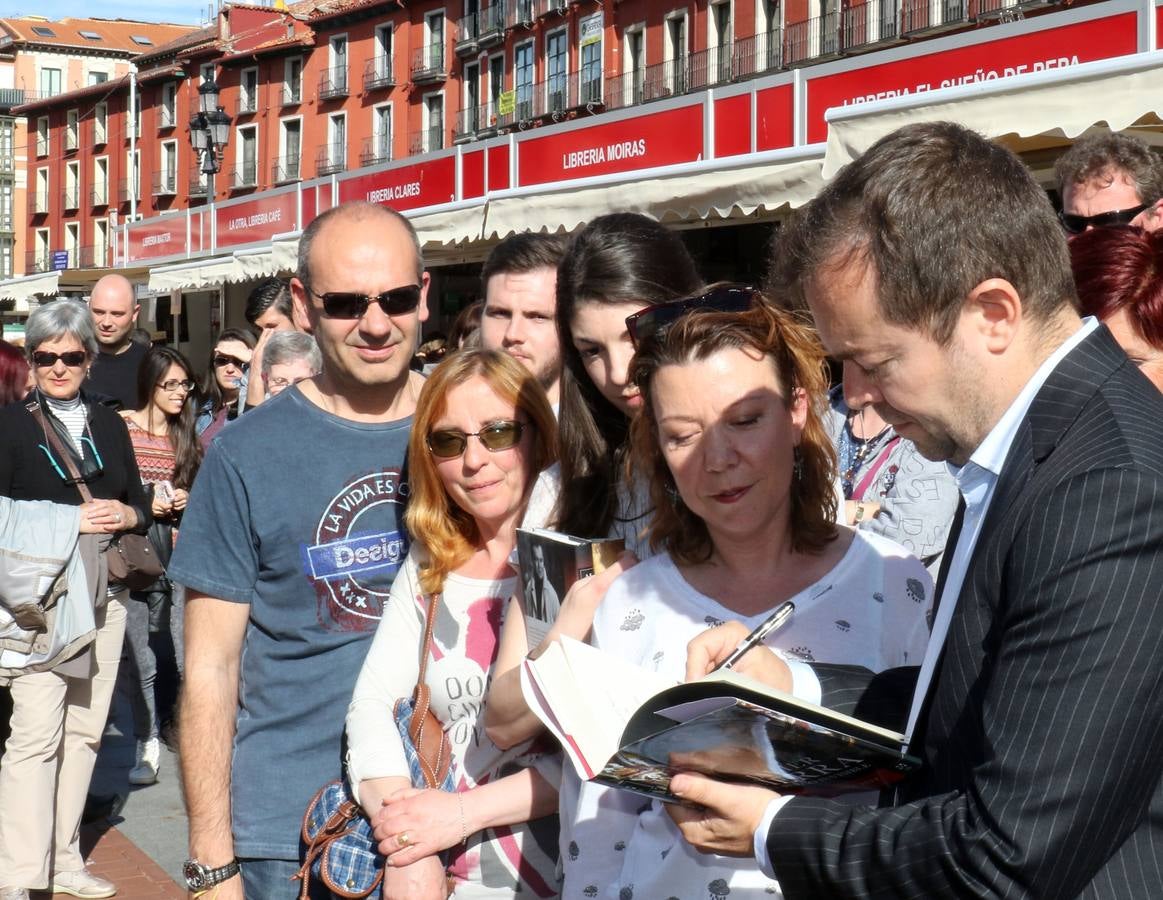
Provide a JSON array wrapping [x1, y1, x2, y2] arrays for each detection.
[[482, 148, 825, 240], [823, 52, 1163, 178], [409, 201, 487, 247], [0, 270, 61, 312], [147, 255, 240, 292], [233, 247, 284, 281]]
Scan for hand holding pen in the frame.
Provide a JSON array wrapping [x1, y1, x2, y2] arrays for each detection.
[[684, 601, 796, 688]]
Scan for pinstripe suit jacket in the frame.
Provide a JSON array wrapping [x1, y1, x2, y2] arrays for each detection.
[[767, 326, 1163, 899]]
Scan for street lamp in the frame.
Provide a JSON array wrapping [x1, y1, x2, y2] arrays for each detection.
[[188, 73, 231, 180]]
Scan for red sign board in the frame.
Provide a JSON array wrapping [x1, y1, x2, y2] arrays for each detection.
[[126, 215, 188, 263], [715, 94, 752, 158], [216, 191, 299, 249], [488, 144, 510, 192], [517, 104, 705, 186], [805, 12, 1138, 142], [755, 83, 795, 151], [337, 156, 457, 211], [462, 148, 485, 199]]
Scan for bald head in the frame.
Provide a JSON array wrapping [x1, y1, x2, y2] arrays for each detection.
[[89, 274, 139, 353], [296, 202, 424, 290]]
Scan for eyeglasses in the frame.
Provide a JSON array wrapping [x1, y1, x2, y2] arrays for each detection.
[[266, 375, 311, 390], [213, 354, 249, 370], [625, 285, 758, 349], [308, 285, 423, 320], [158, 379, 195, 393], [426, 420, 526, 459], [1058, 204, 1149, 235], [32, 350, 87, 368]]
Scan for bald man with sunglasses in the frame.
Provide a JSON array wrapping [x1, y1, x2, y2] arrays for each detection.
[[168, 202, 429, 899]]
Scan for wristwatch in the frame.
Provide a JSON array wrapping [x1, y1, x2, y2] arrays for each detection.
[[183, 858, 240, 890]]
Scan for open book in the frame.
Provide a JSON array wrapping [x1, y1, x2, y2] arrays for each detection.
[[515, 528, 624, 647], [521, 637, 919, 802]]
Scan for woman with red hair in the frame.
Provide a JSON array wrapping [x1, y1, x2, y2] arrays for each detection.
[[1070, 224, 1163, 392], [0, 340, 30, 406]]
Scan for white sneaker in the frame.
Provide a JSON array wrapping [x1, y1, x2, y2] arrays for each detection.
[[51, 868, 116, 898], [128, 736, 161, 786], [0, 887, 30, 900]]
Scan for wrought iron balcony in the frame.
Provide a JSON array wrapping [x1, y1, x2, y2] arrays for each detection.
[[411, 44, 447, 83], [360, 134, 392, 167], [272, 156, 302, 183], [318, 66, 349, 100], [152, 170, 178, 196], [364, 55, 396, 91], [316, 142, 347, 176], [408, 127, 443, 156], [117, 179, 140, 204], [228, 164, 259, 189], [237, 92, 259, 116], [282, 83, 303, 106], [478, 2, 505, 44], [189, 172, 211, 198], [455, 13, 479, 55], [32, 190, 50, 214], [90, 185, 109, 207]]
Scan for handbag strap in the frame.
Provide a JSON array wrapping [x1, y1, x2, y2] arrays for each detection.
[[28, 400, 95, 504], [852, 436, 901, 502], [407, 561, 440, 694]]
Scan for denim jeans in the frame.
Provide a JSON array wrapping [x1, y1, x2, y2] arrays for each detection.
[[239, 857, 331, 899]]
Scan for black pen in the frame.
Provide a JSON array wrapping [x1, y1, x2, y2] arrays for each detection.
[[713, 600, 795, 672]]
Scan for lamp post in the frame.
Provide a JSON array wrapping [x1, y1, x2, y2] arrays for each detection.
[[188, 74, 232, 191]]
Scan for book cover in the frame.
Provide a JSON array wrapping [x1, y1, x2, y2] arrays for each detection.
[[521, 637, 919, 802]]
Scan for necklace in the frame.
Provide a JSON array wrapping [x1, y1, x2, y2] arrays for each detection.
[[841, 409, 892, 499]]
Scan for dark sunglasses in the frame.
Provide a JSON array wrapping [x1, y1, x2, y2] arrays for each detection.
[[625, 285, 758, 349], [309, 285, 422, 320], [213, 354, 249, 370], [158, 378, 196, 392], [426, 420, 525, 459], [32, 350, 87, 368], [1058, 204, 1149, 235]]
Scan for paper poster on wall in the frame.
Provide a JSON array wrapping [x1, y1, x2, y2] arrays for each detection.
[[498, 90, 516, 115], [580, 12, 602, 47]]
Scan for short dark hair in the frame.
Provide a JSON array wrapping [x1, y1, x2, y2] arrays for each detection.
[[480, 233, 567, 298], [296, 202, 423, 289], [1070, 225, 1163, 350], [1055, 131, 1163, 207], [769, 121, 1077, 345], [245, 278, 292, 326]]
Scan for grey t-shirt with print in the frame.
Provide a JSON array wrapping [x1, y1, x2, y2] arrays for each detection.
[[168, 386, 412, 860]]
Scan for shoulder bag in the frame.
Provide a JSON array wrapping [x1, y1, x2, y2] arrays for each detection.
[[30, 402, 163, 592], [296, 580, 456, 899]]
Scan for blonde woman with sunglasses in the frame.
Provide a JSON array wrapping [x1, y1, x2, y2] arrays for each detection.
[[345, 348, 562, 899]]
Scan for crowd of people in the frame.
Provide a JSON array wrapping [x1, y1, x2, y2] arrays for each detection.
[[1, 121, 1163, 900]]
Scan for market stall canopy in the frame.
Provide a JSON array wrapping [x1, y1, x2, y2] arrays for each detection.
[[822, 52, 1163, 179], [0, 270, 60, 313], [482, 147, 825, 239], [147, 255, 241, 292]]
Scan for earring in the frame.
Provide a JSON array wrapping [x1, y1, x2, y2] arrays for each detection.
[[665, 482, 683, 509], [793, 446, 804, 482]]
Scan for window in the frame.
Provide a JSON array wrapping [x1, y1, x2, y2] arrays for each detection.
[[94, 103, 107, 144], [330, 35, 348, 92], [31, 25, 55, 37], [65, 222, 79, 267], [88, 71, 109, 85], [124, 149, 141, 201], [237, 125, 258, 186], [0, 121, 10, 172], [375, 23, 393, 79], [373, 104, 392, 162], [35, 167, 49, 214], [0, 180, 13, 229], [711, 1, 732, 80], [93, 156, 109, 205], [0, 237, 11, 278], [667, 14, 687, 93], [760, 0, 781, 65], [131, 93, 142, 139], [63, 109, 78, 151], [426, 13, 444, 70], [463, 61, 480, 131], [39, 67, 61, 98], [546, 30, 567, 113], [625, 27, 644, 104], [579, 14, 602, 103], [65, 161, 80, 209], [35, 228, 50, 271], [159, 141, 177, 194], [423, 93, 443, 152], [488, 53, 505, 122], [94, 219, 109, 268], [131, 35, 153, 46], [284, 57, 303, 104], [240, 67, 259, 113], [36, 117, 48, 156], [279, 118, 301, 181], [80, 29, 102, 41], [515, 41, 534, 119], [160, 82, 177, 128], [328, 113, 346, 170]]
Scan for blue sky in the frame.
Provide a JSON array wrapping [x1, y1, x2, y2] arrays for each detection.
[[3, 1, 214, 25]]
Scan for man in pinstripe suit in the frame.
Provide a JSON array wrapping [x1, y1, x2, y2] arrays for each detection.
[[668, 121, 1163, 898]]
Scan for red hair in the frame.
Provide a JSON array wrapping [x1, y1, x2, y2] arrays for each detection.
[[0, 340, 29, 406], [1070, 225, 1163, 349]]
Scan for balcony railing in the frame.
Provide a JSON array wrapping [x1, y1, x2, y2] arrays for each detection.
[[36, 137, 49, 157], [318, 66, 349, 100], [26, 250, 51, 274], [507, 0, 534, 29], [282, 83, 303, 106], [409, 127, 443, 157], [237, 92, 259, 115], [152, 170, 178, 196], [479, 2, 505, 43], [159, 107, 177, 129], [79, 245, 108, 269], [65, 129, 78, 152], [364, 55, 396, 90], [533, 0, 567, 17], [455, 13, 479, 53], [189, 172, 211, 197], [272, 156, 301, 183], [455, 103, 485, 140], [90, 184, 109, 207], [92, 121, 107, 145], [118, 179, 140, 204], [0, 88, 25, 110], [785, 11, 843, 63], [32, 191, 50, 214], [63, 186, 80, 210], [229, 164, 258, 189], [316, 142, 347, 176], [360, 134, 392, 167], [411, 44, 447, 82]]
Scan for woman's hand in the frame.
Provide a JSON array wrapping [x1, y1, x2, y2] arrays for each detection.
[[171, 488, 189, 512], [685, 620, 792, 691], [151, 493, 175, 517], [83, 499, 137, 533], [542, 550, 638, 652], [373, 787, 468, 866], [382, 854, 448, 900], [78, 500, 106, 534]]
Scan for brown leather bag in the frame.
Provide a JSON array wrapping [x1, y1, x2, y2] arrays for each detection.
[[395, 585, 453, 789]]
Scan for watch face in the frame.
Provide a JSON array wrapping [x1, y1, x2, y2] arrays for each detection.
[[183, 861, 207, 890]]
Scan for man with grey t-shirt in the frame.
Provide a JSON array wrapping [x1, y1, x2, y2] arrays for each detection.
[[168, 202, 430, 899]]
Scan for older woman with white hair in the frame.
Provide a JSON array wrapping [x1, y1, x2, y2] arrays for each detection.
[[0, 298, 151, 900], [259, 329, 321, 399]]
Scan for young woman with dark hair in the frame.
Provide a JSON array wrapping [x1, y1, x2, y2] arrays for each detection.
[[195, 327, 255, 448], [120, 346, 203, 785]]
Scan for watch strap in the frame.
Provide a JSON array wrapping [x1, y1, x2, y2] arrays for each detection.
[[184, 858, 240, 889]]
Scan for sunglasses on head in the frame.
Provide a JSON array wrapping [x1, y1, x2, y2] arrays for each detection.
[[32, 350, 87, 368], [1058, 204, 1149, 235], [625, 285, 758, 349], [426, 420, 525, 459], [213, 354, 249, 370], [308, 285, 422, 320]]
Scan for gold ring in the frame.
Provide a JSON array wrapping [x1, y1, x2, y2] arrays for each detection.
[[397, 831, 411, 849]]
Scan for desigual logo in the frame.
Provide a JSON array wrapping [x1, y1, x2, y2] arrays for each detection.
[[302, 470, 409, 630]]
